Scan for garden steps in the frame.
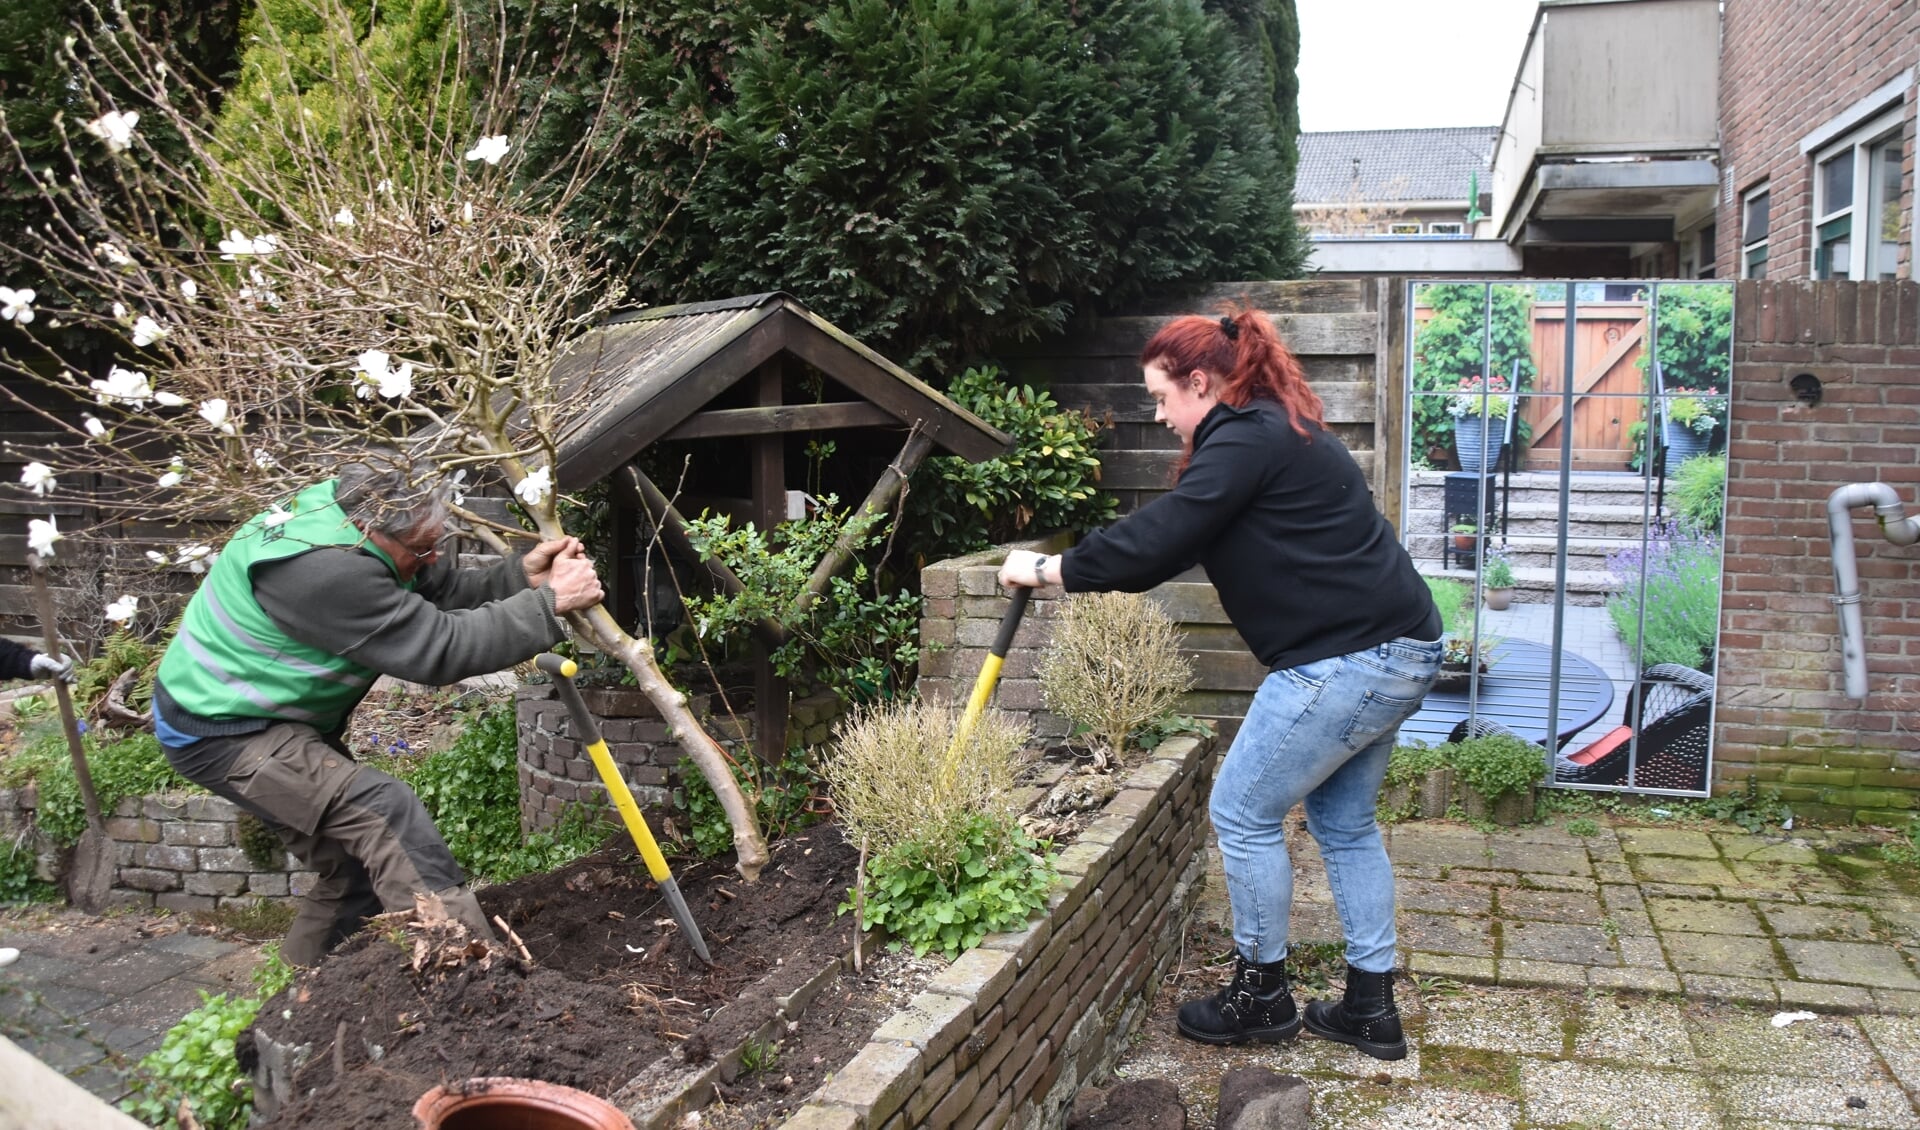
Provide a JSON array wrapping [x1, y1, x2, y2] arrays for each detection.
[[1421, 563, 1617, 606]]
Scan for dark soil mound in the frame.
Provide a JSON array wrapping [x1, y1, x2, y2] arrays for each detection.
[[250, 829, 861, 1129]]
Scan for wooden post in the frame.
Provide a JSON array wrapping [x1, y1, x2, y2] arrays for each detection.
[[791, 427, 935, 619], [750, 359, 789, 765]]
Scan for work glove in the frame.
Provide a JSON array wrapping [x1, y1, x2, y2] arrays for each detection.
[[29, 652, 74, 684]]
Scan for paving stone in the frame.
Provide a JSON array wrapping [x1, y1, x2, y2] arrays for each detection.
[[1618, 935, 1669, 968], [1519, 1060, 1718, 1129], [1593, 860, 1637, 885], [1676, 973, 1778, 1006], [1515, 873, 1597, 893], [1399, 911, 1495, 958], [1779, 940, 1920, 990], [1607, 909, 1656, 937], [1661, 932, 1785, 979], [1879, 911, 1920, 946], [1641, 882, 1719, 900], [1727, 859, 1850, 895], [1873, 989, 1920, 1016], [1617, 827, 1719, 858], [1497, 888, 1603, 923], [1421, 989, 1566, 1055], [68, 1057, 141, 1102], [1764, 903, 1877, 940], [1499, 920, 1618, 965], [146, 933, 241, 960], [1406, 952, 1493, 984], [1384, 825, 1490, 869], [48, 947, 201, 995], [0, 930, 137, 963], [1859, 1015, 1920, 1092], [1599, 883, 1646, 913], [1395, 877, 1492, 915], [1485, 841, 1590, 877], [1588, 966, 1683, 994], [1713, 833, 1822, 865], [1709, 1072, 1917, 1128], [1777, 981, 1877, 1014], [0, 979, 112, 1021], [1634, 856, 1741, 886], [10, 1027, 106, 1072], [0, 951, 87, 987], [1443, 867, 1521, 887], [1497, 957, 1588, 990], [1647, 896, 1767, 936], [82, 977, 224, 1044]]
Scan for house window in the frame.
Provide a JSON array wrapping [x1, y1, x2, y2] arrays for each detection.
[[1695, 223, 1716, 278], [1811, 110, 1904, 280], [1388, 222, 1422, 236], [1427, 222, 1463, 235], [1741, 185, 1769, 279]]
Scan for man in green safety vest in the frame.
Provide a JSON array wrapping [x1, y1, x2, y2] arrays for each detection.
[[150, 459, 604, 965]]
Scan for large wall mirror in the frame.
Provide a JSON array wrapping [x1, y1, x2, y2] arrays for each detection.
[[1399, 280, 1732, 796]]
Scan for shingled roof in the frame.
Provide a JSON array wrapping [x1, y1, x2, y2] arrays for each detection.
[[1295, 127, 1498, 205]]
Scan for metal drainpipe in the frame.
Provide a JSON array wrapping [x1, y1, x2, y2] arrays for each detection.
[[1826, 483, 1920, 699]]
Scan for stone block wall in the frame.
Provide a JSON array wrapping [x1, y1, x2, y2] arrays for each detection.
[[0, 787, 309, 912], [515, 682, 845, 832], [778, 733, 1215, 1130]]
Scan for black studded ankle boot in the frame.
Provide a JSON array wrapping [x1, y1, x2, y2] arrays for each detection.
[[1175, 955, 1300, 1046], [1303, 965, 1406, 1060]]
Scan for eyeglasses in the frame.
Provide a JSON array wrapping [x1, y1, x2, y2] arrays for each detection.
[[397, 531, 455, 566]]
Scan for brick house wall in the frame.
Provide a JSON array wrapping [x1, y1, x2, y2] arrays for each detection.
[[1718, 1, 1917, 280], [1717, 279, 1920, 823]]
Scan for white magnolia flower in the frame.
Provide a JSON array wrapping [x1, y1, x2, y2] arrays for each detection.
[[0, 286, 36, 324], [19, 462, 55, 496], [178, 279, 198, 300], [352, 349, 414, 400], [83, 110, 140, 152], [111, 302, 127, 321], [178, 544, 215, 573], [152, 390, 187, 408], [90, 365, 153, 407], [514, 465, 553, 507], [461, 201, 474, 223], [449, 470, 469, 506], [144, 549, 169, 565], [131, 315, 166, 347], [218, 229, 277, 259], [82, 415, 108, 438], [104, 595, 139, 623], [251, 448, 278, 470], [464, 135, 510, 165], [157, 458, 186, 489], [96, 242, 133, 267], [264, 505, 294, 527], [26, 517, 61, 558], [331, 207, 355, 227], [238, 266, 280, 308], [376, 179, 394, 194], [198, 398, 235, 435]]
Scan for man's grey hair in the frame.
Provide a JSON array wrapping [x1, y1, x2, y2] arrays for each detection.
[[335, 458, 453, 538]]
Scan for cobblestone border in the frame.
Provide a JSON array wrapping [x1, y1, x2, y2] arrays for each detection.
[[767, 732, 1215, 1130]]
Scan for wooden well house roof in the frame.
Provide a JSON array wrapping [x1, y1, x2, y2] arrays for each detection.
[[544, 292, 1009, 758], [549, 292, 1006, 488]]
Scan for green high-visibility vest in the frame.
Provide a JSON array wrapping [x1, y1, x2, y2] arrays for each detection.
[[156, 479, 408, 733]]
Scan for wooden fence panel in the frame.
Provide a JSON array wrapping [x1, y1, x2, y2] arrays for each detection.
[[1524, 303, 1647, 471]]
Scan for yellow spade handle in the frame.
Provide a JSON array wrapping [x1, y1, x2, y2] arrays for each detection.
[[535, 654, 673, 883]]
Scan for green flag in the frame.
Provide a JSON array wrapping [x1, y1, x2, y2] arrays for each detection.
[[1465, 171, 1486, 225]]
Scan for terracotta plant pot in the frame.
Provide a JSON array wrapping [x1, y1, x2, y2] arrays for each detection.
[[414, 1078, 636, 1130]]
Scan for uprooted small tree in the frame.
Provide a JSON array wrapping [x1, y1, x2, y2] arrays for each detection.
[[0, 0, 771, 879]]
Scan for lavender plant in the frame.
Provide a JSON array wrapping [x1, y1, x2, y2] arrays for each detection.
[[1605, 520, 1721, 670]]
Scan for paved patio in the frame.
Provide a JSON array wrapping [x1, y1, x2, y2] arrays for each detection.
[[1116, 816, 1920, 1128]]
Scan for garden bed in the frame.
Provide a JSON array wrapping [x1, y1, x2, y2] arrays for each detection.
[[243, 731, 1213, 1130]]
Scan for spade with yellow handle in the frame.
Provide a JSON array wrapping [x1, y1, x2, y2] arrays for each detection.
[[535, 653, 712, 965], [939, 585, 1031, 790]]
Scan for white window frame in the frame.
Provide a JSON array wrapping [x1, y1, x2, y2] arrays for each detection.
[[1809, 108, 1904, 280], [1426, 221, 1464, 235], [1740, 183, 1770, 280]]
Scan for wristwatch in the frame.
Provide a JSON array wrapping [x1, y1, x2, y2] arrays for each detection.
[[1033, 554, 1050, 586]]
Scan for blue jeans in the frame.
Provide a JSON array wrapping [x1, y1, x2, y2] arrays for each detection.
[[1211, 635, 1442, 972]]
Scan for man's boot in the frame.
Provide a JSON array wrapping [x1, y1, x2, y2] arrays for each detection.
[[1175, 955, 1300, 1045], [1302, 965, 1406, 1060], [435, 885, 501, 944]]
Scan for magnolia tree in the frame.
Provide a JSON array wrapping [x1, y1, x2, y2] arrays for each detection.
[[0, 3, 771, 879]]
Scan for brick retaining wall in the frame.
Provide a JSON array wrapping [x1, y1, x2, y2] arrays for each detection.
[[775, 733, 1215, 1130], [0, 787, 309, 911], [515, 682, 845, 832]]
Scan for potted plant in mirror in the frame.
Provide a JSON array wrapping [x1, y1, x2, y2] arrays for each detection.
[[1447, 731, 1546, 826], [1449, 374, 1515, 472], [1481, 549, 1516, 610], [1433, 634, 1498, 693], [1663, 389, 1723, 465], [1449, 521, 1478, 554]]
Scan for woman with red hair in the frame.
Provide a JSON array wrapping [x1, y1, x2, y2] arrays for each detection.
[[999, 308, 1439, 1061]]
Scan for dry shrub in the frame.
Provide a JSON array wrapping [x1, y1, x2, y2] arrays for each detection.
[[1039, 591, 1193, 764], [823, 699, 1029, 866]]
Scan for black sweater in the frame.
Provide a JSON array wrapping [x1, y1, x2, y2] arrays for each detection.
[[1061, 399, 1439, 671], [0, 637, 40, 680]]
